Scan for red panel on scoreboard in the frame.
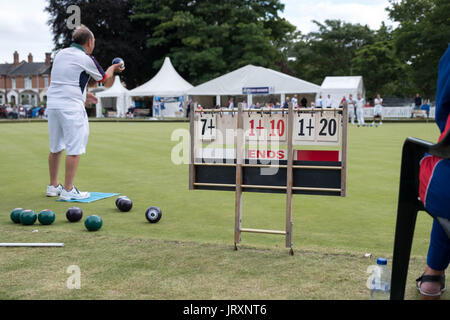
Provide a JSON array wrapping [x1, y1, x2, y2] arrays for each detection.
[[296, 150, 340, 162]]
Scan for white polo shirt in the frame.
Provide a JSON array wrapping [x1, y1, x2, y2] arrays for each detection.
[[356, 98, 365, 110], [47, 43, 106, 111]]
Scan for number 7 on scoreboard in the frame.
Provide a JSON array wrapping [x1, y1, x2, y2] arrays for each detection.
[[197, 114, 217, 141]]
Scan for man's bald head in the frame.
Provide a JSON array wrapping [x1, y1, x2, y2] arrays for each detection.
[[72, 25, 94, 45]]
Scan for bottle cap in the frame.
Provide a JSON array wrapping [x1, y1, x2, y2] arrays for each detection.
[[377, 257, 387, 265]]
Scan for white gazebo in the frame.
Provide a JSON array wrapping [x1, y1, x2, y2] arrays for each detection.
[[187, 64, 321, 106], [320, 76, 365, 108], [95, 75, 132, 117], [129, 57, 193, 117]]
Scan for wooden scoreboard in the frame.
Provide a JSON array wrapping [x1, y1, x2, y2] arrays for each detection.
[[189, 103, 348, 255]]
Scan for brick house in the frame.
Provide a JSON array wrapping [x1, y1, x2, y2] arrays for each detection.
[[0, 51, 52, 106]]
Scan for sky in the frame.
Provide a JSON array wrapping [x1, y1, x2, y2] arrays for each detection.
[[280, 0, 394, 34], [0, 0, 394, 64]]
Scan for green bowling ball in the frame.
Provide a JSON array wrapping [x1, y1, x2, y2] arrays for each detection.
[[38, 209, 55, 225], [84, 215, 102, 231], [20, 210, 37, 225], [10, 208, 24, 223]]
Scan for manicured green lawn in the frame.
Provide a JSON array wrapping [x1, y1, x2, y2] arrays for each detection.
[[0, 121, 445, 299]]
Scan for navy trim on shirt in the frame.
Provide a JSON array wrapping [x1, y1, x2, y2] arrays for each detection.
[[79, 71, 90, 94], [89, 55, 106, 80]]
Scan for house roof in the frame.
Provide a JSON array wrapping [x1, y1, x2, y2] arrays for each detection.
[[7, 62, 50, 76], [0, 61, 50, 76], [0, 63, 15, 75]]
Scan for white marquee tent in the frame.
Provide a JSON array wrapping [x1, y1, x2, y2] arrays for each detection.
[[95, 75, 132, 117], [187, 64, 321, 105], [129, 57, 193, 117], [320, 76, 365, 108]]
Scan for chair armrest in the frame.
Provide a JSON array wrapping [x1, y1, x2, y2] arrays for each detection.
[[428, 129, 450, 159]]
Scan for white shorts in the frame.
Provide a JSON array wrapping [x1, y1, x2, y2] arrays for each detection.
[[374, 106, 383, 117], [47, 109, 89, 155]]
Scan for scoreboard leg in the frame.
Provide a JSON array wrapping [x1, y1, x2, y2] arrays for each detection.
[[285, 104, 294, 255], [234, 191, 242, 250], [234, 103, 244, 250], [189, 104, 195, 190], [341, 105, 348, 196]]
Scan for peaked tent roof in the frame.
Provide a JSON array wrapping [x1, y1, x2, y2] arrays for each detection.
[[96, 75, 130, 98], [320, 76, 363, 90], [129, 57, 193, 97], [187, 64, 320, 96]]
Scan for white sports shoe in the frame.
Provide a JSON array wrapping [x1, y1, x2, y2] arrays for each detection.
[[46, 184, 63, 197], [59, 186, 90, 201]]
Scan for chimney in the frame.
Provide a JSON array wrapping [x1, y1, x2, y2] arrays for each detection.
[[13, 51, 19, 65], [28, 53, 33, 63], [45, 52, 51, 66]]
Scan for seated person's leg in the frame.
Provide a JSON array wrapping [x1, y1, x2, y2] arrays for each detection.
[[427, 220, 450, 272]]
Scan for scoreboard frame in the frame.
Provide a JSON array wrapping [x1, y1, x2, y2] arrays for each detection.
[[189, 103, 348, 255]]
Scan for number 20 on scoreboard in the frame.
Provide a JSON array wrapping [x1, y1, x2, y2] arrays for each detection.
[[293, 112, 340, 144]]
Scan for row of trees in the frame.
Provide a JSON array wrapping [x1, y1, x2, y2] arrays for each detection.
[[45, 0, 450, 100]]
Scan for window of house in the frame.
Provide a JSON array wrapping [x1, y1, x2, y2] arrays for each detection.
[[25, 77, 32, 89], [11, 78, 16, 89], [44, 76, 49, 88]]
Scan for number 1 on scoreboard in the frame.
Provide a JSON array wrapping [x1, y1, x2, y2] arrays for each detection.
[[294, 113, 315, 141]]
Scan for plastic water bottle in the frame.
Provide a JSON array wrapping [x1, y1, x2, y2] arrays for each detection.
[[370, 257, 391, 300]]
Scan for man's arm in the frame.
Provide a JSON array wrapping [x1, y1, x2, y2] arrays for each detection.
[[86, 92, 98, 105], [102, 63, 124, 87], [84, 55, 124, 85]]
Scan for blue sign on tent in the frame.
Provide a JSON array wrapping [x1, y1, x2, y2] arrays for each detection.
[[242, 87, 274, 95]]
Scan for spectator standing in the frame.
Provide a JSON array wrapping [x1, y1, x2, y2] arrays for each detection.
[[6, 104, 13, 118], [339, 96, 346, 108], [315, 95, 323, 108], [12, 105, 19, 119], [283, 97, 289, 109], [347, 94, 356, 125], [159, 98, 165, 117], [300, 96, 307, 108], [227, 97, 234, 115], [412, 93, 423, 118], [186, 99, 192, 119], [371, 93, 384, 127], [325, 94, 333, 108], [356, 93, 365, 127], [415, 93, 422, 108], [291, 94, 298, 108]]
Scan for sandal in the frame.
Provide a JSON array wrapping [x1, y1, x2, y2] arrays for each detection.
[[416, 274, 446, 297]]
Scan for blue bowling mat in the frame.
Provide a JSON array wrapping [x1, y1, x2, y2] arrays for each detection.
[[57, 192, 120, 203]]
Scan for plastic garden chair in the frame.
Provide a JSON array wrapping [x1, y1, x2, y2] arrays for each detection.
[[390, 130, 450, 300]]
